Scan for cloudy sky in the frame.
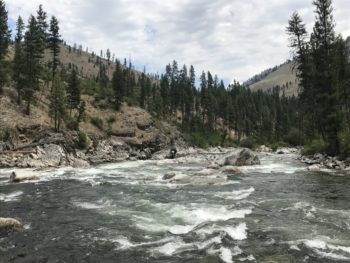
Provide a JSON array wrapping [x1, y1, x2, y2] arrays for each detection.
[[5, 0, 350, 83]]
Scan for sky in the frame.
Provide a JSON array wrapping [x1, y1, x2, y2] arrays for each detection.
[[5, 0, 350, 84]]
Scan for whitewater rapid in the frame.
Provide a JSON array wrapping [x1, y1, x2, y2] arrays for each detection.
[[1, 153, 350, 262]]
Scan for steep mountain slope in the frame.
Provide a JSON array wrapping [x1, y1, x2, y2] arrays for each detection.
[[247, 36, 350, 97], [0, 44, 179, 153], [248, 61, 299, 97]]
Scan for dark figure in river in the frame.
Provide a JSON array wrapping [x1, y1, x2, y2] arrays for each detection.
[[167, 139, 177, 159], [168, 147, 177, 159]]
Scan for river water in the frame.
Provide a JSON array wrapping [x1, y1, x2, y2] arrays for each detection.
[[0, 153, 350, 262]]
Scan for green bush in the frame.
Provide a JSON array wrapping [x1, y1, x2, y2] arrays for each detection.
[[283, 127, 302, 146], [124, 96, 139, 107], [66, 119, 79, 131], [269, 141, 290, 152], [0, 128, 17, 143], [240, 137, 258, 150], [107, 115, 116, 124], [302, 138, 327, 156], [90, 117, 104, 130], [76, 131, 88, 149], [339, 130, 350, 158], [184, 130, 224, 148]]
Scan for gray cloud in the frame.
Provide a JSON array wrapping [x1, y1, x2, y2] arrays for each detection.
[[6, 0, 350, 83]]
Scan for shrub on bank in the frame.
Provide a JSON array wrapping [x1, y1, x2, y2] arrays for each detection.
[[339, 130, 350, 158], [302, 138, 327, 156], [76, 131, 88, 149], [90, 117, 104, 130], [240, 137, 258, 150]]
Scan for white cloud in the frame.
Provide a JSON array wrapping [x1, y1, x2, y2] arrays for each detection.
[[5, 0, 350, 83]]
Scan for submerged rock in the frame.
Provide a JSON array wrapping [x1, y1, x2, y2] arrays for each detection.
[[307, 164, 321, 172], [10, 170, 39, 182], [221, 166, 241, 174], [258, 145, 272, 153], [191, 177, 227, 185], [219, 148, 260, 167], [195, 169, 218, 176], [276, 147, 299, 154], [163, 172, 176, 180]]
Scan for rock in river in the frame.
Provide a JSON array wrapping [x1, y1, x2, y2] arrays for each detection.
[[0, 218, 23, 232], [10, 170, 39, 183], [218, 148, 260, 166]]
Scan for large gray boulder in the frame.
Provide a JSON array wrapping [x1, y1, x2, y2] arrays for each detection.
[[219, 148, 260, 166]]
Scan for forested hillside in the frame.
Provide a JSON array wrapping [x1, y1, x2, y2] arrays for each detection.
[[0, 0, 349, 156], [0, 2, 300, 151]]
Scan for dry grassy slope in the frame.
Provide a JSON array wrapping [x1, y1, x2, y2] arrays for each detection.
[[0, 87, 170, 148], [1, 43, 171, 148], [249, 38, 350, 97], [249, 61, 299, 97], [7, 43, 144, 81]]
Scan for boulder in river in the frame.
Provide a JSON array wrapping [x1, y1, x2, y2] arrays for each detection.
[[163, 172, 176, 180], [307, 164, 321, 172], [221, 166, 241, 174], [0, 217, 23, 232], [276, 147, 299, 154], [10, 170, 39, 183], [219, 148, 260, 166], [190, 177, 227, 185], [195, 169, 217, 176]]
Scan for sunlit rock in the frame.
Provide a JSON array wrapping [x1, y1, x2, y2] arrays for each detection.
[[10, 170, 39, 182]]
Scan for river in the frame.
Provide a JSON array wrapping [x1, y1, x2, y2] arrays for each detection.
[[0, 153, 350, 262]]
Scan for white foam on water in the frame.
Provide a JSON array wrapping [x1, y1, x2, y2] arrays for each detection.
[[169, 225, 194, 235], [240, 156, 301, 174], [284, 239, 350, 261], [72, 198, 115, 211], [215, 187, 255, 200], [223, 223, 248, 240], [0, 191, 23, 202], [220, 247, 233, 263], [134, 201, 252, 237], [238, 255, 256, 261], [196, 223, 248, 242], [155, 239, 188, 256]]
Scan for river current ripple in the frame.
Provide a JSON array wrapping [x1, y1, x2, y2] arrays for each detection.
[[0, 153, 350, 262]]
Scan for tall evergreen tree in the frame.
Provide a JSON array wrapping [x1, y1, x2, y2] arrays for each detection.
[[48, 16, 61, 77], [49, 74, 66, 132], [112, 60, 124, 110], [23, 15, 43, 115], [66, 69, 80, 116], [312, 0, 340, 155], [0, 0, 9, 61], [13, 16, 25, 104], [0, 0, 10, 93], [36, 4, 48, 53]]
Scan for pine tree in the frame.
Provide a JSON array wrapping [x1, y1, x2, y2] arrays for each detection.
[[311, 0, 340, 155], [23, 15, 43, 115], [49, 16, 61, 77], [112, 60, 123, 110], [0, 0, 9, 61], [0, 0, 10, 93], [66, 69, 80, 116], [139, 72, 146, 109], [13, 16, 25, 104], [36, 4, 48, 53], [49, 74, 66, 132]]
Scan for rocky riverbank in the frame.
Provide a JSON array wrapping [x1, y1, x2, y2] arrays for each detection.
[[300, 153, 350, 172]]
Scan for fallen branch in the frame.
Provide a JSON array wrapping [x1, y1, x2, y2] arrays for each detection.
[[0, 150, 37, 155]]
